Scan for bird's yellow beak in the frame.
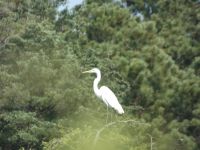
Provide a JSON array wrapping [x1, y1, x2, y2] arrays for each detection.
[[82, 70, 91, 74]]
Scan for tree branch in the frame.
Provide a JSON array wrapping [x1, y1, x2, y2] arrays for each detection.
[[147, 134, 154, 150], [93, 119, 150, 146]]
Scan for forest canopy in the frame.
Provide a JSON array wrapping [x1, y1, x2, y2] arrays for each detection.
[[0, 0, 200, 149]]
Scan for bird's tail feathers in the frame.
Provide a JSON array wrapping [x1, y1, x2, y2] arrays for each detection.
[[116, 106, 124, 114]]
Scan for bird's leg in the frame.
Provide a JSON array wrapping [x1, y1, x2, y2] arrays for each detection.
[[106, 105, 108, 123], [110, 110, 113, 122], [115, 113, 118, 121]]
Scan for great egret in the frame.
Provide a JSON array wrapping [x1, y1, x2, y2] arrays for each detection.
[[82, 68, 124, 114]]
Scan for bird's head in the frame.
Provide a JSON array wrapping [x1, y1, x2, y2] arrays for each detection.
[[82, 68, 100, 74]]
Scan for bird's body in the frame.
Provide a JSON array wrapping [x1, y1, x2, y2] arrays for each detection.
[[83, 68, 124, 114], [99, 86, 124, 114]]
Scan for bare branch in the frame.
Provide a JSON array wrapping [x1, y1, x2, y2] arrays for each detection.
[[93, 119, 150, 146], [147, 134, 154, 150]]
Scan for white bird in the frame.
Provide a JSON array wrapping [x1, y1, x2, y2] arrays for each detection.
[[82, 68, 124, 114]]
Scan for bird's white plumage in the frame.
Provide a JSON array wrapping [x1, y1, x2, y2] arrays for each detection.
[[82, 68, 124, 114], [100, 86, 124, 114]]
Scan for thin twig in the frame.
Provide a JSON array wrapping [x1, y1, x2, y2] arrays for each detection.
[[147, 134, 154, 150], [93, 119, 150, 146]]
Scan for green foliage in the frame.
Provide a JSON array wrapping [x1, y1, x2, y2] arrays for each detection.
[[0, 111, 58, 149], [44, 110, 151, 150], [0, 0, 199, 149]]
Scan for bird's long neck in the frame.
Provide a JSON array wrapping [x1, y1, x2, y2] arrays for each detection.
[[93, 71, 101, 97]]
